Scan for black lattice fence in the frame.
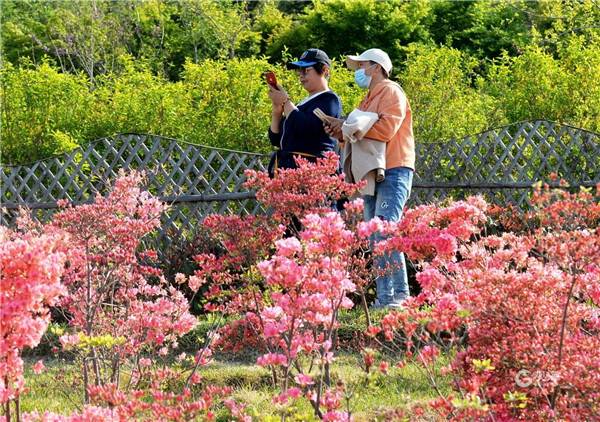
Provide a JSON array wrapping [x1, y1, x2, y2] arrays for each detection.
[[2, 120, 599, 245], [1, 133, 269, 243], [413, 119, 600, 208]]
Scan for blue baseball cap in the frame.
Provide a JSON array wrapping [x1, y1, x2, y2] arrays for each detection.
[[286, 48, 331, 70]]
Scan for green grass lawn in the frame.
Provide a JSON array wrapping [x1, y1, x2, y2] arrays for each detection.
[[20, 353, 450, 421], [18, 310, 451, 420]]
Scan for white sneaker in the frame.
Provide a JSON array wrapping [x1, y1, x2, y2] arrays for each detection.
[[370, 299, 404, 310], [387, 301, 404, 310]]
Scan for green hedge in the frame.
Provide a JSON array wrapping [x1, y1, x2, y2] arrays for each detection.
[[2, 41, 599, 165]]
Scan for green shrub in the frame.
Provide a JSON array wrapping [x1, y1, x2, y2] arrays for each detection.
[[0, 59, 93, 165], [401, 44, 504, 143], [2, 40, 599, 166], [484, 39, 600, 133]]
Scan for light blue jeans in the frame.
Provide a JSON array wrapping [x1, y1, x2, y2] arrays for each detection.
[[363, 167, 413, 305]]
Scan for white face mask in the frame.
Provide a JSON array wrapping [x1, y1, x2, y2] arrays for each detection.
[[354, 64, 376, 89]]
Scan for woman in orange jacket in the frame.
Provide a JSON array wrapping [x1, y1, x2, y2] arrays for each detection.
[[325, 48, 415, 309]]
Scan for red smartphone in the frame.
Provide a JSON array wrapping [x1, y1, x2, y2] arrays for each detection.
[[265, 71, 278, 89]]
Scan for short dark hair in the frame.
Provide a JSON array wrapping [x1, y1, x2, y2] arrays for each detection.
[[313, 62, 330, 79]]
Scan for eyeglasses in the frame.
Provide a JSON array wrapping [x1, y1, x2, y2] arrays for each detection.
[[296, 67, 314, 76]]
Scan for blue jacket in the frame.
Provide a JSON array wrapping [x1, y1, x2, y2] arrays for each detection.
[[268, 90, 342, 172]]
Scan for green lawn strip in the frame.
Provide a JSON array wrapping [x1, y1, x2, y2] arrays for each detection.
[[20, 309, 451, 419], [21, 351, 450, 420], [21, 358, 81, 414]]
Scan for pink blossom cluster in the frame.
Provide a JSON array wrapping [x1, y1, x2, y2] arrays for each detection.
[[49, 171, 200, 385], [245, 152, 361, 225], [256, 211, 356, 352], [371, 185, 600, 420], [365, 196, 488, 265], [0, 227, 67, 404]]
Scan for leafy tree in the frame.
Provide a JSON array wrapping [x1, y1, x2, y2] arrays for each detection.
[[238, 1, 294, 59], [267, 0, 434, 66], [176, 0, 227, 64], [184, 1, 255, 60], [400, 44, 504, 143], [4, 1, 138, 84], [129, 0, 185, 80], [429, 1, 533, 59], [0, 1, 63, 69], [3, 0, 599, 82], [275, 0, 313, 16], [515, 0, 600, 50]]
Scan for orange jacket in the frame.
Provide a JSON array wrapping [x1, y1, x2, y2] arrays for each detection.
[[357, 80, 415, 171]]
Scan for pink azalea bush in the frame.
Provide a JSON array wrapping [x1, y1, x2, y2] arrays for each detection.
[[193, 152, 366, 328], [0, 227, 67, 416], [2, 170, 235, 422], [253, 210, 359, 420], [368, 183, 600, 420], [47, 170, 201, 402], [193, 154, 369, 419]]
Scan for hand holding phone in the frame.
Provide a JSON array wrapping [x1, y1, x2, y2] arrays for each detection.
[[265, 71, 279, 90], [313, 107, 334, 126]]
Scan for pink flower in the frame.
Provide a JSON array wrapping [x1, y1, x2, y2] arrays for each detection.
[[417, 345, 440, 365], [286, 387, 302, 399], [257, 353, 288, 367], [263, 323, 280, 338], [294, 373, 314, 387], [322, 410, 352, 421], [189, 373, 202, 384], [59, 334, 81, 348], [275, 237, 302, 256], [261, 306, 283, 319], [32, 360, 45, 374]]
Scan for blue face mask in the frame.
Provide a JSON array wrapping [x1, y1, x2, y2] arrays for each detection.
[[354, 64, 376, 89]]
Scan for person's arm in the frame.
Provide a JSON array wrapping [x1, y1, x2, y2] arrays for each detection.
[[363, 86, 407, 143], [268, 84, 292, 147], [270, 109, 283, 134], [268, 84, 293, 134]]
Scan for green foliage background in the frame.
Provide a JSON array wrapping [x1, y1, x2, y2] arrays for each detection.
[[1, 0, 600, 165]]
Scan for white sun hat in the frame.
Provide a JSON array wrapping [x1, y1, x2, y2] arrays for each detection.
[[345, 48, 393, 74]]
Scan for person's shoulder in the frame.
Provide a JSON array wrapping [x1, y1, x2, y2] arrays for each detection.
[[378, 80, 407, 101], [378, 80, 402, 93], [322, 90, 342, 102], [313, 90, 342, 108]]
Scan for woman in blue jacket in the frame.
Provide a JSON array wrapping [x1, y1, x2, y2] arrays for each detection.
[[267, 48, 342, 176]]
